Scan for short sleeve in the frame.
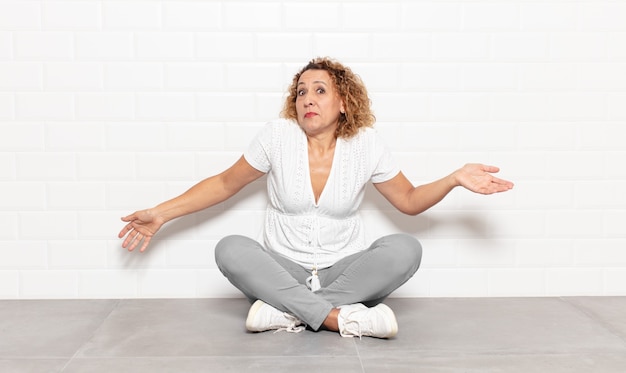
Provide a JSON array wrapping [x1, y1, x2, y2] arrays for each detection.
[[243, 123, 273, 173], [370, 130, 401, 184]]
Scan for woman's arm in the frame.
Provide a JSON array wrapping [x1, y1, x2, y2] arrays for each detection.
[[118, 156, 265, 252], [374, 164, 513, 216]]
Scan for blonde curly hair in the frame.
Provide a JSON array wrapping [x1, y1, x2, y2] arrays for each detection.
[[281, 57, 375, 139]]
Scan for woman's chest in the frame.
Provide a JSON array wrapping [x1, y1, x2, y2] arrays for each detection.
[[269, 140, 368, 216]]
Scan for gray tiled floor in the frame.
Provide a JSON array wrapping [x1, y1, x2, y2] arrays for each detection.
[[1, 297, 626, 372]]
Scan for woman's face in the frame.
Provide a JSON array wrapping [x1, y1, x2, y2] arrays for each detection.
[[295, 69, 345, 137]]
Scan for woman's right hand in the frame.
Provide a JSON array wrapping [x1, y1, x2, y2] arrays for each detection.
[[117, 156, 265, 252], [118, 209, 165, 252]]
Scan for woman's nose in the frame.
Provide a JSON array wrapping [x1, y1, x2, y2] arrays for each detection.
[[301, 93, 313, 106]]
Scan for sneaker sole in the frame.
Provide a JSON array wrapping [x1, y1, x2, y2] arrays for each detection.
[[375, 303, 399, 338], [245, 299, 266, 332]]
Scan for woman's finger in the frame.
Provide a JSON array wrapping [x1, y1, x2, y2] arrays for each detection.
[[128, 232, 142, 252], [139, 236, 152, 252], [118, 223, 133, 238], [122, 229, 140, 250]]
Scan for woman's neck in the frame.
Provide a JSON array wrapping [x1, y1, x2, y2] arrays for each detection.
[[306, 131, 336, 154]]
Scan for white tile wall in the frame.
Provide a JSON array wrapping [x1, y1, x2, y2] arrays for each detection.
[[102, 2, 161, 30], [1, 0, 625, 299], [42, 1, 100, 30]]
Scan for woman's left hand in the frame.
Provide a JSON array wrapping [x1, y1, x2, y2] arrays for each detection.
[[454, 164, 514, 195]]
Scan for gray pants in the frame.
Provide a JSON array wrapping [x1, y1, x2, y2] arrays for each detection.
[[214, 233, 422, 331]]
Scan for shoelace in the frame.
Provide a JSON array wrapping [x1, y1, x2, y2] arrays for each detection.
[[341, 320, 364, 339], [274, 313, 306, 334], [340, 311, 367, 339]]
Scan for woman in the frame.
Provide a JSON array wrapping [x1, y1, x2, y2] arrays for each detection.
[[119, 57, 514, 338]]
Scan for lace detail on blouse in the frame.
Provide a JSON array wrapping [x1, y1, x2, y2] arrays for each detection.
[[243, 119, 400, 269]]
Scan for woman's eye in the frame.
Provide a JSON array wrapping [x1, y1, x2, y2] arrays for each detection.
[[296, 87, 324, 96]]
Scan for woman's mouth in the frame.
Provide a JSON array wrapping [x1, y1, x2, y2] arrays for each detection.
[[304, 112, 317, 118]]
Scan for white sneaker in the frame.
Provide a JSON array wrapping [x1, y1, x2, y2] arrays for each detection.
[[245, 300, 305, 333], [338, 303, 398, 339]]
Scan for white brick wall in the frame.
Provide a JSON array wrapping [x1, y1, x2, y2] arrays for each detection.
[[1, 0, 625, 299]]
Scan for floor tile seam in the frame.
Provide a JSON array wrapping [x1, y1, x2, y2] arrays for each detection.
[[559, 297, 626, 346], [0, 356, 72, 361], [358, 351, 626, 357], [353, 338, 366, 373], [355, 349, 626, 358], [59, 299, 123, 372], [59, 354, 364, 360], [68, 354, 359, 359], [35, 350, 626, 361]]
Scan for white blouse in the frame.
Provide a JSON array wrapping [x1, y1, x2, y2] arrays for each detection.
[[244, 119, 400, 269]]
